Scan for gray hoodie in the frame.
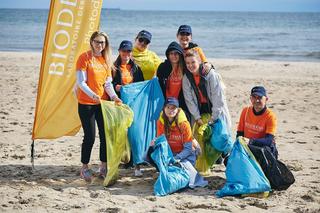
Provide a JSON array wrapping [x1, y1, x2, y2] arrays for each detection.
[[182, 68, 232, 133]]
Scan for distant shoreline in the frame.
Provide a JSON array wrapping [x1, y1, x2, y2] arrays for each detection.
[[0, 8, 319, 13]]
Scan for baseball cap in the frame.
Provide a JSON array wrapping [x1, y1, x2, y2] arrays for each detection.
[[118, 40, 133, 51], [137, 30, 152, 43], [177, 25, 192, 35], [251, 86, 267, 97], [165, 97, 179, 108]]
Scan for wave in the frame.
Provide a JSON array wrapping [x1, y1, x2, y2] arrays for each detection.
[[306, 51, 320, 59], [248, 51, 320, 61]]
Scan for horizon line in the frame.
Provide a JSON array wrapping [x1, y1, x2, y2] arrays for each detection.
[[0, 7, 320, 13]]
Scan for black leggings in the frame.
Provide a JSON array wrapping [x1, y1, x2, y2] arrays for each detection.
[[78, 103, 106, 164]]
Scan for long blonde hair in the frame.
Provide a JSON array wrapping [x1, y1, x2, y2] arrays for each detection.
[[90, 31, 112, 71]]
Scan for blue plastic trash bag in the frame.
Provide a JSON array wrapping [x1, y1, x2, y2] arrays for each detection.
[[151, 135, 189, 196], [216, 137, 271, 197], [121, 78, 165, 164], [210, 118, 233, 153]]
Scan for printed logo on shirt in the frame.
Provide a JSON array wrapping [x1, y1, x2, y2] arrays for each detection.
[[244, 122, 264, 134], [89, 62, 105, 72], [170, 134, 183, 142]]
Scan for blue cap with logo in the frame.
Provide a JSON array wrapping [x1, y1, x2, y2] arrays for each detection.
[[137, 30, 152, 42], [177, 25, 192, 34], [118, 40, 133, 51], [251, 86, 267, 97], [165, 97, 179, 108]]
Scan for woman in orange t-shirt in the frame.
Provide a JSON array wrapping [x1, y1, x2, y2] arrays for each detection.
[[112, 40, 144, 98], [151, 97, 198, 166], [76, 31, 121, 181]]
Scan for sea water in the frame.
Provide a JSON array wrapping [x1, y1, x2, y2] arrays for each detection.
[[0, 9, 319, 61]]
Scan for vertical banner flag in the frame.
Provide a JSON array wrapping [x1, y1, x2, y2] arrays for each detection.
[[32, 0, 104, 139]]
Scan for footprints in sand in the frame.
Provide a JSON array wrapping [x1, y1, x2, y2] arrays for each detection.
[[301, 194, 315, 202], [286, 161, 303, 172]]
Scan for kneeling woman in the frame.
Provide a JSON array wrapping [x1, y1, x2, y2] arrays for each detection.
[[154, 97, 197, 165]]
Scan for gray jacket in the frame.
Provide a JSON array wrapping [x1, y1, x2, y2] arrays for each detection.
[[182, 68, 232, 132]]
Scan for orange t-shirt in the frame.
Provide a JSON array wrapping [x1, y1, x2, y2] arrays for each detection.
[[157, 111, 193, 153], [76, 51, 111, 105], [193, 73, 208, 104], [166, 68, 183, 99], [237, 106, 277, 139], [120, 64, 133, 85]]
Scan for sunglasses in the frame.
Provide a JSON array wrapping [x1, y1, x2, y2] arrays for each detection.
[[93, 40, 106, 45], [179, 32, 191, 36], [138, 37, 150, 45]]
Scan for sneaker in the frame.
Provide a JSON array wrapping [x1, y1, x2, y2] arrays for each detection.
[[98, 166, 107, 179], [80, 168, 92, 182], [134, 168, 143, 177]]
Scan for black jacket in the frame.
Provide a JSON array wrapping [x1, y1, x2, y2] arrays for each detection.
[[185, 42, 199, 51], [113, 56, 144, 97]]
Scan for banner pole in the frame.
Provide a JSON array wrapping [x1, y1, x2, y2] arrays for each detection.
[[31, 140, 35, 170]]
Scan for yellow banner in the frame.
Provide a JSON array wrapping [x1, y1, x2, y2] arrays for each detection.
[[32, 0, 104, 139]]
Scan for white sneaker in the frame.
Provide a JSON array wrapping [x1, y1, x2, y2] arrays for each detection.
[[134, 169, 143, 177]]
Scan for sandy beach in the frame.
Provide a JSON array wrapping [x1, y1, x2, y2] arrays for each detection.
[[0, 51, 319, 212]]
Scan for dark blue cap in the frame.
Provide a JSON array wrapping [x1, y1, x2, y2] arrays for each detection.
[[165, 97, 179, 108], [251, 86, 267, 97], [137, 30, 152, 42], [177, 25, 192, 34], [118, 40, 133, 51], [165, 41, 184, 59]]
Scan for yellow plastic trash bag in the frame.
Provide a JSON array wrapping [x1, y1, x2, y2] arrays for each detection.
[[121, 139, 131, 164], [100, 101, 134, 186], [193, 113, 222, 176]]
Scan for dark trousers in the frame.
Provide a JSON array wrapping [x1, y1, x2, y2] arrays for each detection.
[[78, 103, 106, 164]]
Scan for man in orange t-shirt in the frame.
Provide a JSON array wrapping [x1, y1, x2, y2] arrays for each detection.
[[237, 86, 278, 158]]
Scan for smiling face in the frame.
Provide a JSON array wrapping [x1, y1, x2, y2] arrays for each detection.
[[91, 35, 106, 55], [168, 51, 180, 64], [250, 95, 268, 112], [134, 37, 150, 52], [164, 104, 178, 121], [177, 32, 192, 49], [185, 55, 200, 74]]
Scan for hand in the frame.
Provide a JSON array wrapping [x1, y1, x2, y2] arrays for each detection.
[[208, 117, 214, 124], [115, 84, 122, 92], [113, 97, 122, 105], [150, 138, 156, 146], [202, 62, 213, 76], [92, 94, 100, 103], [196, 119, 204, 126]]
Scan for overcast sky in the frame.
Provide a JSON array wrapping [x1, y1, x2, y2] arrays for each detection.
[[0, 0, 319, 12]]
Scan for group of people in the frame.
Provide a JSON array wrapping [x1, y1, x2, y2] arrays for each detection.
[[75, 25, 278, 183]]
